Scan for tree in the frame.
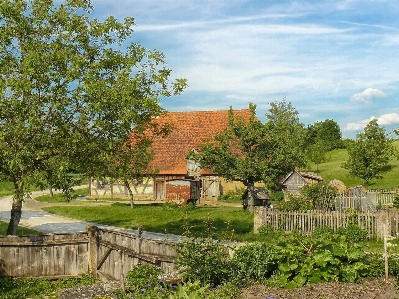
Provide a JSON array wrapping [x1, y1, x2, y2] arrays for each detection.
[[306, 141, 327, 174], [196, 101, 307, 211], [0, 0, 186, 234], [306, 119, 342, 150], [342, 119, 397, 186]]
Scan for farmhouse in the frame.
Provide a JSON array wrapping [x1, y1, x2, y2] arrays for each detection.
[[148, 109, 252, 203], [281, 168, 323, 197]]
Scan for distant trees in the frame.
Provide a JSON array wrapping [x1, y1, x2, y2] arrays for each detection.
[[306, 119, 342, 150], [342, 119, 397, 186], [196, 100, 307, 211]]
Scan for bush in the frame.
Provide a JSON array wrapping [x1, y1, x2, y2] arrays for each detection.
[[118, 264, 171, 299], [269, 191, 284, 202], [257, 225, 284, 238], [175, 237, 232, 287], [276, 194, 314, 211], [218, 188, 245, 202], [336, 224, 368, 243], [231, 242, 279, 283]]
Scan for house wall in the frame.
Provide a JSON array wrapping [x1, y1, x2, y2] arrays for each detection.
[[283, 172, 308, 196]]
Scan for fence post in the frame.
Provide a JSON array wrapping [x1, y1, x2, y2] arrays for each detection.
[[376, 210, 390, 240], [87, 226, 99, 276], [254, 207, 263, 233]]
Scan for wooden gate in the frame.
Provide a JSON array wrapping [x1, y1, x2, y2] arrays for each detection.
[[89, 227, 178, 282], [201, 176, 220, 201]]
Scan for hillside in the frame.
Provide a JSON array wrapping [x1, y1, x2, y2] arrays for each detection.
[[303, 140, 399, 190]]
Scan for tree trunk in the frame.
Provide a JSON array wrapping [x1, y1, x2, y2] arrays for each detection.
[[124, 180, 134, 208], [7, 182, 25, 235], [49, 183, 54, 197]]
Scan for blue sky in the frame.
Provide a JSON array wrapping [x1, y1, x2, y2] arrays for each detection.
[[90, 0, 399, 139]]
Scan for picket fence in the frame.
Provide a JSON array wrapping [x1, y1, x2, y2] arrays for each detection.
[[333, 190, 399, 211], [254, 207, 399, 240]]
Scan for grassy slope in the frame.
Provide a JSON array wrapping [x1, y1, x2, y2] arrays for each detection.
[[303, 140, 399, 189]]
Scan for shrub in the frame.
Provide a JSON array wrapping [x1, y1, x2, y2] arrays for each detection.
[[300, 182, 338, 211], [218, 188, 245, 202], [175, 237, 232, 287], [269, 191, 284, 202], [312, 226, 334, 239], [257, 225, 284, 238], [336, 224, 368, 243], [231, 242, 279, 283], [118, 264, 171, 299], [276, 194, 314, 211]]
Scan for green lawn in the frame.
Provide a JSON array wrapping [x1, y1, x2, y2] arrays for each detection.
[[43, 204, 259, 241], [34, 188, 90, 203], [0, 221, 42, 236]]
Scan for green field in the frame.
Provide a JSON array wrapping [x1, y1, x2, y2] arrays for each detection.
[[303, 140, 399, 189]]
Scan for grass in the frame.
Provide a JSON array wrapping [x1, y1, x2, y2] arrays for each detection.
[[0, 221, 42, 236], [0, 181, 14, 197], [43, 203, 259, 241], [303, 140, 399, 189], [34, 188, 90, 203]]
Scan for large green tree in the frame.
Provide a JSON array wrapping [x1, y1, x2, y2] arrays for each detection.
[[0, 0, 186, 234], [197, 101, 307, 211], [306, 119, 342, 150], [342, 119, 397, 186]]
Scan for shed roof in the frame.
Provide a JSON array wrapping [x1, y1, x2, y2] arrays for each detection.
[[148, 109, 252, 175]]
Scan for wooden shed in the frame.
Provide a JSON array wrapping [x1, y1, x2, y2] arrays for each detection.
[[281, 169, 323, 197]]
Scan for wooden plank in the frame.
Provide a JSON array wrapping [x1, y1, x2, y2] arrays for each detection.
[[97, 248, 113, 270]]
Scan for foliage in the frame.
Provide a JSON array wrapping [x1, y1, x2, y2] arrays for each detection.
[[269, 191, 284, 202], [342, 119, 397, 185], [0, 275, 98, 299], [205, 282, 239, 299], [257, 225, 285, 238], [0, 0, 186, 234], [392, 195, 399, 209], [306, 141, 328, 173], [196, 100, 307, 210], [170, 280, 209, 299], [116, 264, 171, 299], [336, 225, 368, 244], [231, 242, 280, 284], [300, 182, 338, 211], [175, 237, 232, 287], [306, 119, 342, 150], [218, 188, 246, 202], [270, 232, 369, 289], [276, 194, 314, 211]]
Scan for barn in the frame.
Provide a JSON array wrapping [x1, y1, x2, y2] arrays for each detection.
[[148, 109, 252, 203]]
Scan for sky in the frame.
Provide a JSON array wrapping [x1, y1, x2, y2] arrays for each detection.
[[89, 0, 399, 139]]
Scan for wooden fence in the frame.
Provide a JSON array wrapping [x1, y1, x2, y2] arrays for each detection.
[[0, 227, 178, 280], [254, 207, 399, 240], [333, 191, 399, 212]]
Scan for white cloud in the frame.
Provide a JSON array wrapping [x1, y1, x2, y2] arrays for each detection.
[[344, 113, 399, 131], [350, 88, 387, 103], [377, 113, 399, 125]]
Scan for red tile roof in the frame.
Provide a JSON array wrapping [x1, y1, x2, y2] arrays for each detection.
[[148, 109, 251, 175]]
